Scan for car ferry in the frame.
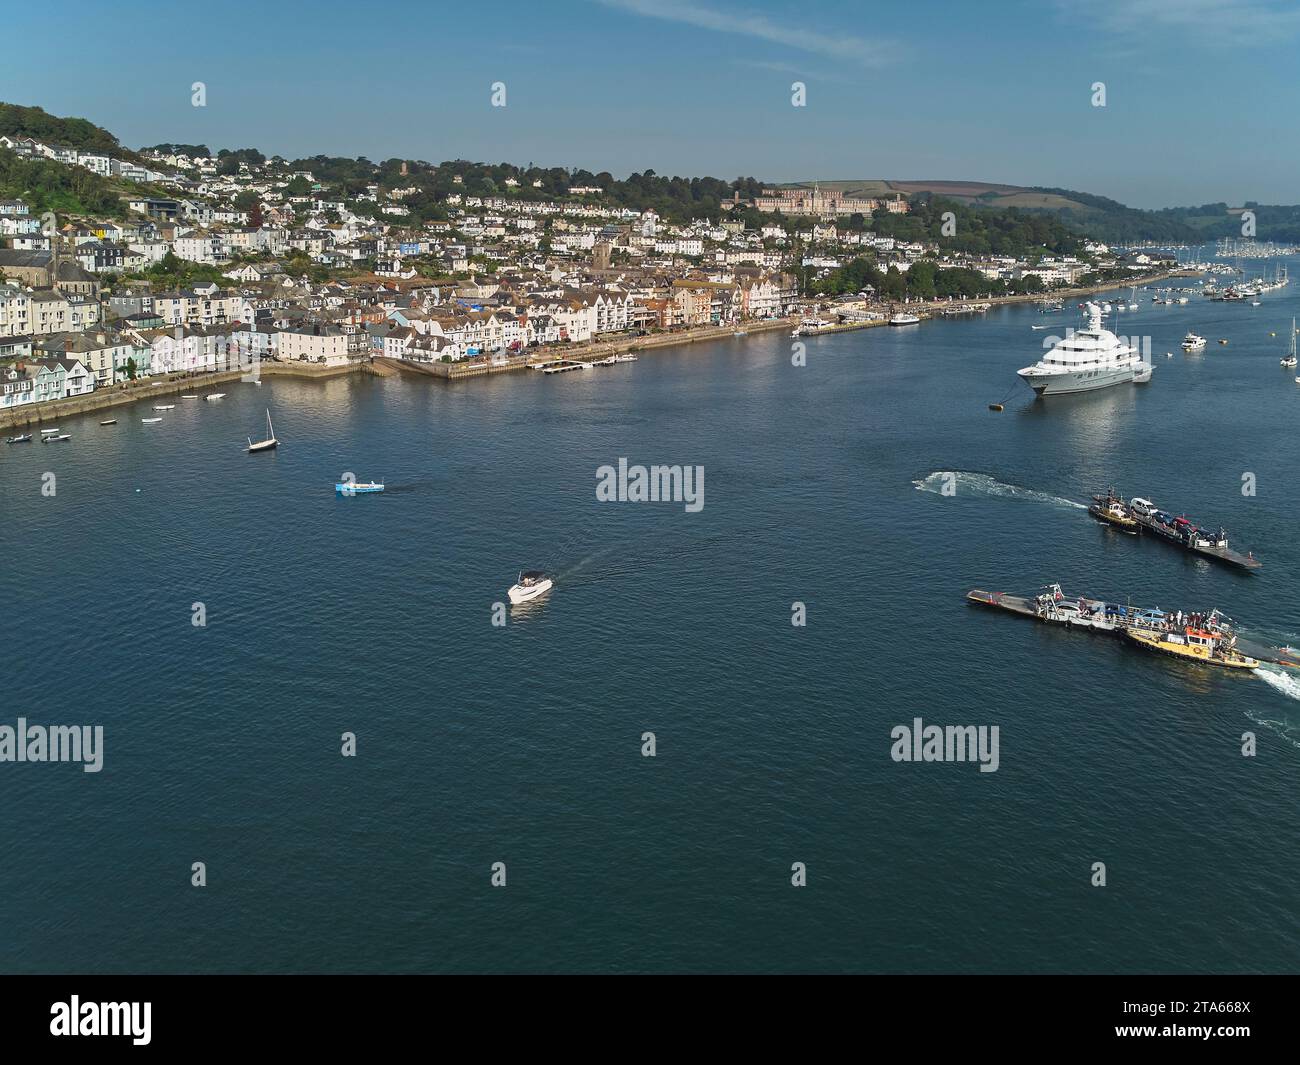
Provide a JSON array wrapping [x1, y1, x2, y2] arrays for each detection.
[[1126, 496, 1259, 570]]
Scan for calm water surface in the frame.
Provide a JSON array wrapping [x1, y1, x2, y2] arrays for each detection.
[[3, 271, 1299, 972]]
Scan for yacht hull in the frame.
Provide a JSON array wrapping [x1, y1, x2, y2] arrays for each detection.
[[1019, 366, 1145, 395]]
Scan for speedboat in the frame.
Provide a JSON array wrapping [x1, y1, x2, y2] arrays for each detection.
[[141, 417, 162, 423], [100, 419, 117, 426], [205, 393, 226, 401], [1126, 626, 1258, 669], [1181, 332, 1206, 352], [42, 433, 71, 442], [154, 404, 175, 411], [6, 433, 32, 444], [335, 480, 384, 494], [508, 570, 553, 605]]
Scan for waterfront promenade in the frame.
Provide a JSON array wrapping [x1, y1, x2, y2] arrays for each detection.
[[0, 270, 1179, 428]]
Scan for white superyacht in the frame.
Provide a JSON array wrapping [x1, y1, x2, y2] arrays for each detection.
[[1017, 302, 1151, 396]]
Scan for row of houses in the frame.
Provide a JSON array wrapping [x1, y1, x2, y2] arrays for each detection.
[[0, 135, 175, 184]]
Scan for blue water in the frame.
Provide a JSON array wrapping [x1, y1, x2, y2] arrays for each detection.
[[3, 273, 1300, 973]]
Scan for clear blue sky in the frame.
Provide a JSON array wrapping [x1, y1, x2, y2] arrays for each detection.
[[3, 0, 1298, 208]]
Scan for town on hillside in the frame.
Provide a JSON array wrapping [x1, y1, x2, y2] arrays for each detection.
[[0, 121, 1179, 410]]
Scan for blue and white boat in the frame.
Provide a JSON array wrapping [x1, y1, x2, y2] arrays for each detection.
[[335, 480, 384, 494]]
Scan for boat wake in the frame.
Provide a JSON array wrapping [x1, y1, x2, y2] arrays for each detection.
[[1248, 668, 1300, 749], [552, 531, 739, 588], [1252, 667, 1300, 700], [913, 471, 1086, 510]]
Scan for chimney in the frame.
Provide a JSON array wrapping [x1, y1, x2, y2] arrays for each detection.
[[64, 338, 73, 352]]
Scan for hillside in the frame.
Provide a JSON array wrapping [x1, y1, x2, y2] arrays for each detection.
[[0, 102, 141, 162], [785, 179, 1092, 213]]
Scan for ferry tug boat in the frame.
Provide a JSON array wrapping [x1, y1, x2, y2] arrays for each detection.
[[508, 570, 553, 605], [1088, 487, 1138, 533], [1126, 621, 1259, 670], [1126, 496, 1259, 569], [1181, 332, 1207, 352], [1017, 302, 1151, 395]]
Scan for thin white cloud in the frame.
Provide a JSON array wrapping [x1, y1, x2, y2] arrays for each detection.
[[594, 0, 899, 67], [1068, 0, 1300, 43]]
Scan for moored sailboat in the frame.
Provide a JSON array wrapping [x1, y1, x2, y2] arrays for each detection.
[[247, 408, 278, 453]]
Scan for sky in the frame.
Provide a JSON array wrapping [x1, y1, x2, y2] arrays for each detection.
[[3, 0, 1299, 208]]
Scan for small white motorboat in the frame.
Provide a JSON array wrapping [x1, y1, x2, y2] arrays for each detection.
[[181, 395, 199, 399], [40, 428, 61, 435], [205, 393, 227, 402], [41, 433, 71, 442], [141, 417, 163, 424], [154, 404, 175, 411], [508, 570, 553, 605], [614, 352, 638, 362]]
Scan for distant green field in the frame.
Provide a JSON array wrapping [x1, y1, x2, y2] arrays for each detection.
[[780, 179, 1090, 212]]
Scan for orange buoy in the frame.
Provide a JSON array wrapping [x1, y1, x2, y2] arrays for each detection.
[[988, 403, 1004, 412]]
